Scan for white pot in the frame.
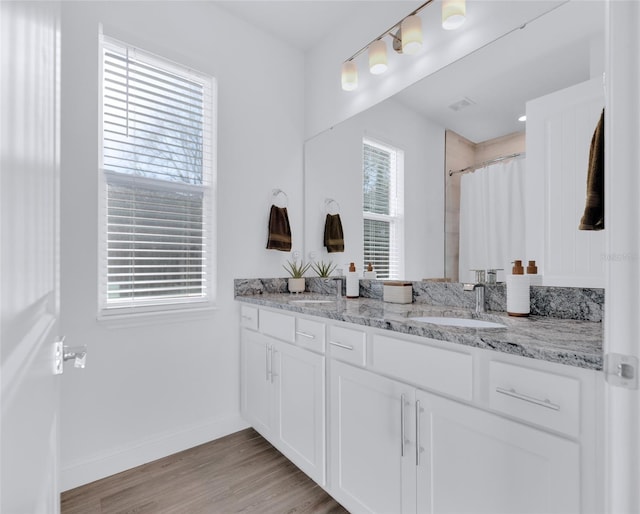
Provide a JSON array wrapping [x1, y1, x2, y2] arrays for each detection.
[[288, 277, 305, 293]]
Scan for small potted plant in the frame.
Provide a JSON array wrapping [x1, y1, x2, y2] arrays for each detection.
[[283, 260, 311, 293], [311, 260, 337, 278]]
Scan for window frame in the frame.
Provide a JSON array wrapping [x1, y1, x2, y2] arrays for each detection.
[[97, 35, 217, 320], [362, 136, 405, 280]]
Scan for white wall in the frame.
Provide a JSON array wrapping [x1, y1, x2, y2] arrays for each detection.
[[304, 1, 565, 139], [304, 98, 444, 279], [60, 1, 304, 490]]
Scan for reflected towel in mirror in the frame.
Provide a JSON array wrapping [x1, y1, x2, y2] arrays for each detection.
[[579, 108, 605, 230]]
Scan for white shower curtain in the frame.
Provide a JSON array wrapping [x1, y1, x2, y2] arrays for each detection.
[[458, 157, 526, 283]]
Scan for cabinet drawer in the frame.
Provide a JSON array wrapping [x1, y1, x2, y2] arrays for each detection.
[[489, 361, 580, 437], [240, 305, 258, 331], [260, 309, 295, 342], [328, 325, 366, 366], [371, 334, 473, 401], [295, 317, 325, 353]]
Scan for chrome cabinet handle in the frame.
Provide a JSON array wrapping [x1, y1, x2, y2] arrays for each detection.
[[329, 341, 353, 351], [265, 344, 271, 382], [415, 400, 422, 466], [296, 330, 316, 340], [400, 394, 406, 457], [269, 346, 276, 384], [495, 387, 560, 411]]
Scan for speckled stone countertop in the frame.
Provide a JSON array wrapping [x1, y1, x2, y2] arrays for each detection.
[[235, 292, 603, 371]]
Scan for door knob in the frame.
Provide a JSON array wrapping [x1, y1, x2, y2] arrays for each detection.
[[64, 345, 87, 369], [54, 337, 87, 375]]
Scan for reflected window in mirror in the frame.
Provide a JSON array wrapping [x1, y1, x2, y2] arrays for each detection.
[[363, 138, 405, 279]]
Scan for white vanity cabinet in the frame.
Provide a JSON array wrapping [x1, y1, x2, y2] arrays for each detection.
[[240, 306, 326, 485], [415, 389, 580, 514], [329, 359, 417, 514], [238, 303, 602, 514], [329, 328, 599, 514]]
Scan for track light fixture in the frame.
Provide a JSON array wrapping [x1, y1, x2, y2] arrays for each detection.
[[442, 0, 466, 30], [341, 0, 466, 91]]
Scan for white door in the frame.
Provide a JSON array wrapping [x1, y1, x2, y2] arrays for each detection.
[[604, 2, 640, 513], [416, 390, 580, 514], [525, 77, 605, 287], [0, 1, 61, 512], [274, 341, 325, 485], [329, 360, 416, 514], [240, 329, 275, 437]]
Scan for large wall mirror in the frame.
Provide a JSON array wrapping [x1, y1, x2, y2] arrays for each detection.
[[303, 1, 605, 286]]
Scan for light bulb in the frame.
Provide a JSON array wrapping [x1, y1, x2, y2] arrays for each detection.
[[341, 61, 358, 91], [368, 39, 388, 75], [442, 0, 466, 30], [401, 15, 422, 55]]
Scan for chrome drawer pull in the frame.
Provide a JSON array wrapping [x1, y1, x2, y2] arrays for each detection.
[[241, 315, 253, 320], [329, 341, 354, 351], [496, 387, 560, 411], [296, 330, 316, 340]]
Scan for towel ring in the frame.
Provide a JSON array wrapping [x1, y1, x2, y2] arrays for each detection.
[[271, 188, 288, 208], [325, 198, 340, 215]]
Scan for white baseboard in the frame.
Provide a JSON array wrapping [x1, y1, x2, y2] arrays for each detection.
[[60, 414, 248, 492]]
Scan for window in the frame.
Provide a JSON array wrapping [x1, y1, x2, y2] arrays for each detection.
[[99, 37, 216, 315], [363, 137, 404, 279]]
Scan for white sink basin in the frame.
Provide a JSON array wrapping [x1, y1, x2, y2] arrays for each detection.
[[290, 299, 335, 304], [410, 316, 506, 329]]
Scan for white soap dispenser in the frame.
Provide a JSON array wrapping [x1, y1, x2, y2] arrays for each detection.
[[346, 262, 360, 298], [364, 262, 377, 279], [526, 260, 542, 286], [506, 260, 530, 317]]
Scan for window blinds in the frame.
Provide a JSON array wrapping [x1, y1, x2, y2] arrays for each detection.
[[363, 139, 403, 279], [100, 38, 215, 311]]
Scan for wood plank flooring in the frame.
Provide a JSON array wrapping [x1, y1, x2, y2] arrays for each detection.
[[61, 428, 348, 514]]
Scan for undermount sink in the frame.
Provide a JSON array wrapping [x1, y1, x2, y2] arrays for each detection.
[[410, 316, 506, 329], [290, 299, 335, 304]]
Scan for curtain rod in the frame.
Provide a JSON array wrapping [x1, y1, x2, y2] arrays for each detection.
[[448, 152, 526, 176]]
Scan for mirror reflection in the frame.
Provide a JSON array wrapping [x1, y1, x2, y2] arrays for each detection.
[[303, 1, 604, 285]]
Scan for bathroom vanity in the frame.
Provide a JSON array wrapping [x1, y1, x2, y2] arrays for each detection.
[[236, 286, 603, 514]]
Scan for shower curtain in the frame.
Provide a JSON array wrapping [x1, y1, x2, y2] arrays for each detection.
[[458, 157, 526, 283]]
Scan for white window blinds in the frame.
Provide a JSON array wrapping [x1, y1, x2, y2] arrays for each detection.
[[363, 138, 404, 279], [100, 37, 216, 313]]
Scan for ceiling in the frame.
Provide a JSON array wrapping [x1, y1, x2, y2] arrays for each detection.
[[216, 1, 605, 143], [215, 1, 365, 51]]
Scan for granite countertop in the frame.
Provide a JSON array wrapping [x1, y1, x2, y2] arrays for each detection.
[[235, 292, 604, 371]]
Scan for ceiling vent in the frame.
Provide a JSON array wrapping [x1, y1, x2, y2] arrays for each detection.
[[448, 97, 475, 112]]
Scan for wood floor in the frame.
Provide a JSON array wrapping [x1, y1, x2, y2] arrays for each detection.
[[61, 428, 348, 514]]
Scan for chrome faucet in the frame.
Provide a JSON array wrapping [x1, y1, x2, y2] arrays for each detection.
[[463, 283, 486, 314], [332, 277, 343, 300]]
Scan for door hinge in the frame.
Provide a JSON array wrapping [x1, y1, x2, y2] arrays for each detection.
[[605, 353, 639, 390]]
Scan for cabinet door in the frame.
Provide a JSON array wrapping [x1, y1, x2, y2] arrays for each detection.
[[240, 329, 274, 437], [330, 360, 416, 514], [273, 341, 326, 485], [415, 389, 580, 514]]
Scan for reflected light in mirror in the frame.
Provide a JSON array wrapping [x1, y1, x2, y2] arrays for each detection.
[[341, 60, 358, 91], [369, 39, 388, 75], [401, 15, 422, 54], [442, 0, 466, 30]]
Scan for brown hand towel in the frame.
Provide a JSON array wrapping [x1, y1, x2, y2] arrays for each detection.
[[324, 213, 344, 253], [579, 108, 605, 230], [266, 205, 292, 251]]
